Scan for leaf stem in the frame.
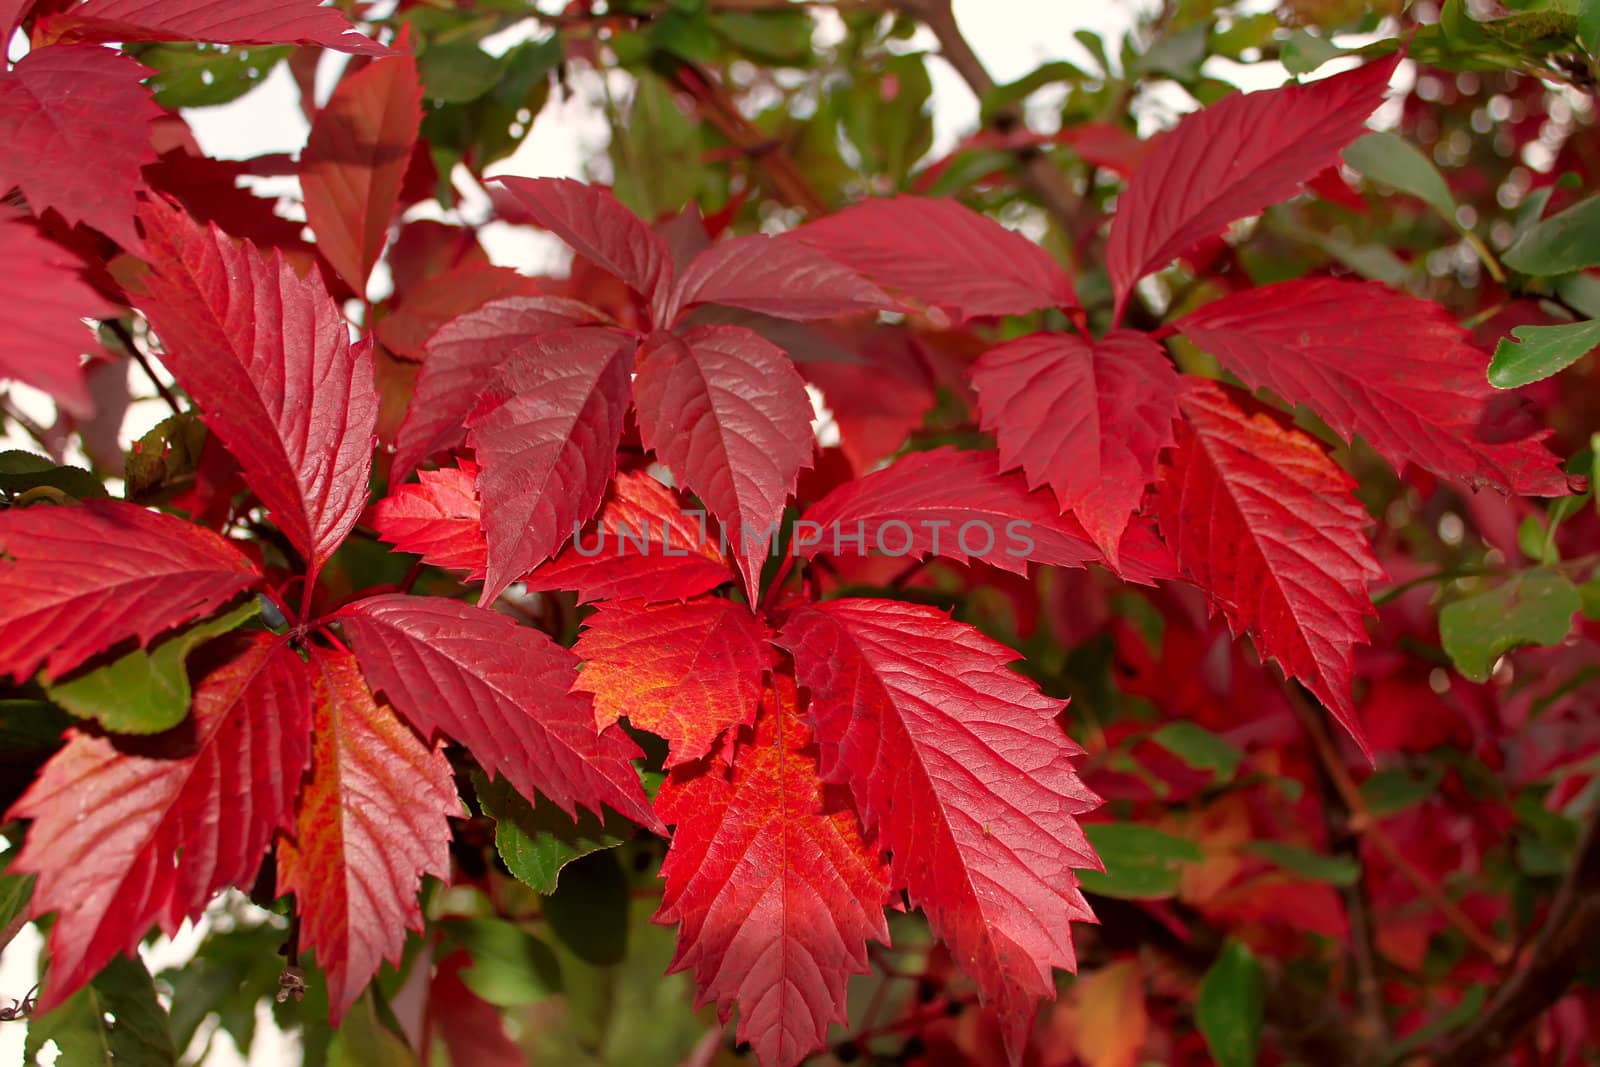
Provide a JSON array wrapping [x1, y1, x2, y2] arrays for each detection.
[[1285, 685, 1510, 965], [104, 318, 183, 416]]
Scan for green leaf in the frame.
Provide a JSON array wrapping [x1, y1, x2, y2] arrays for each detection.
[[327, 993, 418, 1067], [979, 61, 1084, 123], [1281, 30, 1346, 75], [0, 450, 107, 500], [838, 52, 933, 185], [442, 918, 563, 1007], [1076, 823, 1203, 900], [159, 920, 287, 1062], [43, 600, 259, 734], [124, 413, 208, 503], [26, 954, 178, 1066], [1151, 722, 1243, 782], [1361, 765, 1443, 816], [133, 42, 291, 109], [476, 772, 626, 894], [1440, 569, 1581, 682], [1197, 941, 1265, 1067], [419, 42, 505, 104], [0, 837, 34, 953], [610, 70, 721, 220], [710, 10, 815, 65], [543, 848, 631, 966], [1582, 0, 1600, 53], [1344, 131, 1458, 222], [1245, 841, 1360, 886], [1503, 194, 1600, 276]]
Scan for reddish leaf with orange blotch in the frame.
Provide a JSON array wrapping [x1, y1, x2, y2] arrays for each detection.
[[0, 500, 260, 682], [0, 208, 118, 415], [523, 471, 736, 604], [573, 598, 770, 767], [1105, 54, 1398, 319], [663, 234, 893, 322], [495, 177, 674, 307], [1175, 277, 1570, 497], [1155, 381, 1383, 756], [797, 447, 1173, 585], [633, 326, 814, 600], [137, 201, 379, 568], [795, 195, 1075, 321], [39, 0, 393, 54], [0, 45, 161, 249], [389, 294, 608, 478], [6, 634, 311, 1010], [336, 594, 660, 831], [277, 646, 459, 1023], [373, 459, 487, 579], [466, 328, 636, 603], [302, 51, 424, 294], [778, 599, 1101, 1058], [971, 330, 1180, 564], [655, 674, 890, 1067]]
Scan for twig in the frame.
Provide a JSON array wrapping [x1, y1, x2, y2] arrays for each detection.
[[104, 318, 182, 416], [896, 0, 1080, 233], [1430, 808, 1600, 1065], [1286, 687, 1510, 966]]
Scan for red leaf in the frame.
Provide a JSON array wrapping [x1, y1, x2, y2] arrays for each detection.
[[971, 330, 1180, 564], [0, 208, 117, 414], [523, 471, 737, 604], [137, 201, 379, 568], [0, 45, 161, 249], [1155, 381, 1383, 756], [1105, 55, 1398, 319], [795, 196, 1075, 322], [797, 446, 1172, 585], [302, 51, 424, 293], [802, 326, 937, 475], [664, 234, 892, 322], [494, 177, 674, 307], [777, 599, 1101, 1056], [573, 598, 770, 767], [40, 0, 393, 54], [425, 952, 523, 1066], [655, 674, 890, 1067], [389, 293, 607, 477], [7, 633, 311, 1010], [1174, 277, 1570, 497], [372, 459, 487, 580], [633, 326, 814, 599], [277, 646, 458, 1023], [336, 593, 660, 831], [0, 500, 260, 682], [374, 264, 546, 361], [466, 328, 636, 602]]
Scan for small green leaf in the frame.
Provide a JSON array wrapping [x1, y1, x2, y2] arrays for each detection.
[[1361, 765, 1443, 816], [1344, 131, 1458, 222], [1504, 194, 1600, 276], [0, 838, 34, 952], [0, 450, 107, 500], [1489, 319, 1600, 388], [159, 920, 288, 1061], [1245, 841, 1360, 886], [1196, 941, 1264, 1067], [476, 772, 627, 894], [133, 42, 291, 109], [419, 42, 506, 104], [44, 600, 259, 734], [442, 918, 563, 1007], [26, 954, 178, 1066], [327, 993, 418, 1067], [544, 849, 631, 966], [1582, 0, 1600, 53], [1440, 569, 1581, 682], [1281, 30, 1346, 75], [710, 10, 815, 65], [1076, 823, 1203, 900], [1151, 722, 1243, 782]]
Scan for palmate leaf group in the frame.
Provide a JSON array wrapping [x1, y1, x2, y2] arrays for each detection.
[[0, 9, 1585, 1064]]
